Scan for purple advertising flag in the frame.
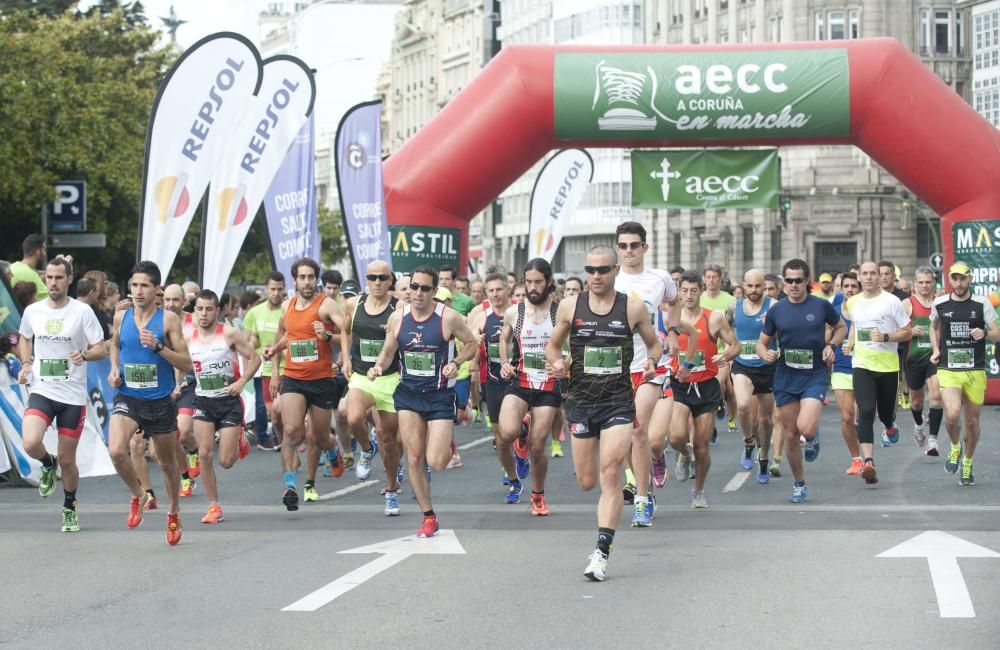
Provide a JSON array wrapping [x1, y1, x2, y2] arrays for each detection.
[[264, 114, 318, 286], [335, 100, 390, 291]]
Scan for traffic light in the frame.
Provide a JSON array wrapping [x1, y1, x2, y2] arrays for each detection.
[[779, 193, 791, 226]]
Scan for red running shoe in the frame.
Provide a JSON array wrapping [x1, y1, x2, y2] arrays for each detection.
[[166, 513, 182, 545], [238, 430, 250, 460], [127, 494, 147, 529], [416, 515, 439, 538]]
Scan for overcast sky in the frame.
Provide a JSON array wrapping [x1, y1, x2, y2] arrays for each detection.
[[79, 0, 261, 47]]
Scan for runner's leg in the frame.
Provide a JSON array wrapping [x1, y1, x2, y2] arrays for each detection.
[[193, 420, 219, 503], [108, 414, 144, 499]]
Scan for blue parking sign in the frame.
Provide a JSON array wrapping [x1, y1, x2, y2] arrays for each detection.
[[48, 181, 86, 232]]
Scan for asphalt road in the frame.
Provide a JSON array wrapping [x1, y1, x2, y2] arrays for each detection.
[[2, 402, 999, 648]]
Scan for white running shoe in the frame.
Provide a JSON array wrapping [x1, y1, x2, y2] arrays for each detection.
[[913, 422, 928, 447], [584, 549, 608, 582], [924, 435, 939, 456], [674, 451, 689, 482]]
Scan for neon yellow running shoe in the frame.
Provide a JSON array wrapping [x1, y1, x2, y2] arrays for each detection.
[[303, 484, 319, 502], [61, 507, 80, 533], [38, 465, 57, 498]]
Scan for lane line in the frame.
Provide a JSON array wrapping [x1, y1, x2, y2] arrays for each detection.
[[282, 553, 408, 611], [457, 435, 493, 451], [722, 472, 750, 493]]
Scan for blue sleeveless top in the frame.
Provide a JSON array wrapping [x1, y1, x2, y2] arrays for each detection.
[[396, 303, 454, 392], [733, 297, 775, 369], [118, 308, 176, 400], [833, 303, 853, 374]]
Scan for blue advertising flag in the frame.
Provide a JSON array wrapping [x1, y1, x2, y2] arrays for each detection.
[[335, 100, 390, 290], [264, 114, 319, 285]]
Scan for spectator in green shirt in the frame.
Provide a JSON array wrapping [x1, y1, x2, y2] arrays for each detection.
[[9, 234, 48, 302], [439, 264, 474, 316]]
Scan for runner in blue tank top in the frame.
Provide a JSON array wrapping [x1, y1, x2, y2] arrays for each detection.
[[758, 259, 846, 505], [726, 270, 777, 483], [832, 272, 863, 475], [368, 265, 479, 539], [108, 260, 192, 545]]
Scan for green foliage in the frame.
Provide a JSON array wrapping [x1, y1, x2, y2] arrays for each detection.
[[0, 7, 171, 284], [318, 203, 348, 270]]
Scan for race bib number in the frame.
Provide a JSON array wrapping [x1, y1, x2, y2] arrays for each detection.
[[488, 343, 501, 364], [947, 348, 975, 370], [39, 358, 70, 382], [583, 346, 622, 375], [523, 352, 546, 372], [289, 339, 319, 363], [916, 338, 932, 349], [359, 338, 383, 363], [198, 372, 228, 393], [124, 363, 158, 389], [739, 341, 759, 360], [403, 351, 436, 377], [679, 351, 706, 373], [856, 328, 875, 343], [784, 349, 814, 370]]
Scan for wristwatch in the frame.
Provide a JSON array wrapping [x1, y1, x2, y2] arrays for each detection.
[[667, 326, 681, 335], [154, 341, 164, 353], [682, 361, 695, 369], [322, 330, 333, 342]]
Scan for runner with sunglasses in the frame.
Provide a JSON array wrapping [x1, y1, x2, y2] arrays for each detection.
[[368, 265, 480, 537], [904, 266, 944, 455], [547, 245, 662, 581], [757, 259, 846, 503]]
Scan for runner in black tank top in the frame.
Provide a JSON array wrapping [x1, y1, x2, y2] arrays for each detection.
[[546, 247, 663, 582]]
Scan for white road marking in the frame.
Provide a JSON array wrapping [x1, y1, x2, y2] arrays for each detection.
[[722, 472, 750, 493]]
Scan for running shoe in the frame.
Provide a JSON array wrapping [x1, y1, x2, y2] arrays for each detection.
[[690, 490, 708, 509], [584, 549, 608, 582], [186, 451, 201, 478], [127, 494, 146, 529], [741, 441, 755, 471], [769, 461, 782, 478], [550, 440, 563, 458], [303, 484, 319, 502], [710, 427, 718, 446], [728, 418, 738, 435], [144, 494, 158, 511], [716, 404, 726, 421], [513, 432, 529, 460], [256, 434, 276, 451], [846, 458, 864, 476], [531, 493, 550, 516], [350, 438, 358, 454], [925, 436, 940, 456], [416, 514, 439, 538], [327, 447, 345, 478], [789, 482, 807, 504], [201, 503, 224, 524], [651, 453, 667, 488], [514, 450, 530, 481], [38, 464, 56, 498], [357, 440, 380, 480], [237, 430, 250, 460], [166, 513, 182, 546], [757, 470, 770, 485], [343, 454, 356, 471], [861, 460, 878, 484], [283, 487, 299, 511], [384, 491, 400, 516], [945, 445, 961, 474], [885, 425, 900, 445], [880, 431, 893, 447], [178, 478, 194, 498], [803, 431, 820, 462], [647, 493, 656, 517], [397, 462, 405, 485], [913, 422, 928, 447], [899, 392, 911, 410], [631, 500, 652, 527], [501, 471, 511, 486], [61, 507, 79, 533], [505, 480, 524, 504], [960, 459, 975, 486], [622, 482, 636, 504], [674, 450, 689, 483], [446, 453, 463, 469]]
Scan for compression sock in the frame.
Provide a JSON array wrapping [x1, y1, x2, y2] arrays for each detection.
[[63, 490, 77, 511], [929, 407, 943, 438], [596, 527, 615, 557], [911, 408, 924, 425]]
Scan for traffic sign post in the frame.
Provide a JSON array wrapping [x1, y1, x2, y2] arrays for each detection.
[[930, 252, 944, 271]]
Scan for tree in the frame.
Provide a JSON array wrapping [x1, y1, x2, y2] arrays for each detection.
[[318, 203, 348, 270], [0, 7, 170, 283]]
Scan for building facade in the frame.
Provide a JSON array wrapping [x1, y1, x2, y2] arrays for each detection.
[[963, 0, 1000, 126]]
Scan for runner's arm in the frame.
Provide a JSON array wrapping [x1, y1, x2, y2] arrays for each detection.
[[929, 317, 940, 364], [498, 305, 517, 379], [227, 325, 260, 390], [711, 311, 740, 363], [368, 310, 400, 378], [320, 296, 347, 333], [448, 310, 480, 366], [546, 296, 573, 371], [159, 311, 193, 373], [629, 297, 662, 370], [108, 310, 124, 385], [16, 332, 32, 365]]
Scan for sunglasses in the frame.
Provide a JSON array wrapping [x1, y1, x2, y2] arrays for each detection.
[[584, 265, 616, 276], [410, 283, 434, 293], [616, 241, 644, 250], [782, 277, 806, 285], [366, 274, 392, 282]]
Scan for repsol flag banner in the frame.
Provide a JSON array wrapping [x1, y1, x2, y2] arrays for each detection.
[[336, 100, 391, 291], [138, 33, 263, 281], [202, 56, 316, 295], [264, 114, 318, 286], [631, 149, 779, 209], [554, 50, 849, 141], [528, 149, 594, 263]]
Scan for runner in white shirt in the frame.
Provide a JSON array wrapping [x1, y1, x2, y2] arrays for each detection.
[[17, 257, 106, 533], [612, 222, 681, 527]]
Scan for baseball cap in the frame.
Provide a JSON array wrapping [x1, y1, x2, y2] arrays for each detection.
[[340, 279, 361, 297], [949, 262, 972, 277], [818, 273, 833, 282], [434, 287, 452, 302]]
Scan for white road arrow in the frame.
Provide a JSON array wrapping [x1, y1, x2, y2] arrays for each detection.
[[877, 530, 999, 618], [282, 529, 466, 612]]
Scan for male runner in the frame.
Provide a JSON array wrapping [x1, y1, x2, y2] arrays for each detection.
[[342, 261, 403, 515], [841, 262, 911, 484], [264, 257, 348, 510], [107, 260, 192, 545], [368, 265, 479, 537], [757, 259, 846, 503], [17, 256, 106, 532], [612, 222, 681, 525], [904, 266, 943, 454], [162, 284, 200, 497], [762, 272, 787, 475], [320, 270, 353, 481], [701, 263, 737, 439], [667, 271, 739, 507], [547, 245, 662, 581], [243, 271, 286, 451], [496, 259, 560, 514], [187, 290, 259, 523], [831, 272, 863, 475], [727, 269, 777, 484], [563, 277, 583, 298], [929, 262, 1000, 485]]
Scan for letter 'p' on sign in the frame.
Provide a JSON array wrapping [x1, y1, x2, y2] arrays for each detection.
[[48, 181, 87, 232]]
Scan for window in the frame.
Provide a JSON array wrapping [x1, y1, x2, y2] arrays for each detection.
[[693, 225, 707, 270], [935, 10, 951, 54], [769, 16, 781, 43], [920, 8, 931, 53], [770, 227, 782, 262], [672, 231, 682, 266], [742, 226, 754, 265], [828, 11, 845, 40], [849, 10, 860, 39], [957, 10, 963, 55], [814, 11, 824, 41]]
